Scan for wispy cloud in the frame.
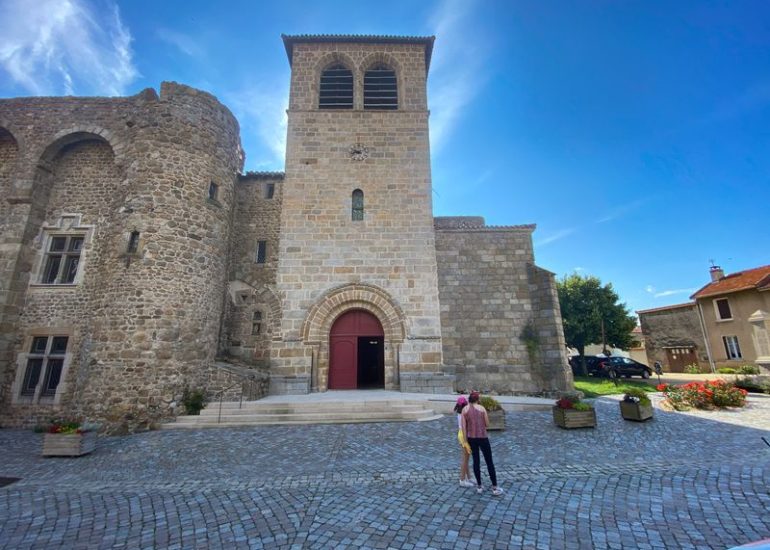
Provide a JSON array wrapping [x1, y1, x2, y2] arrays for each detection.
[[534, 227, 576, 247], [596, 198, 651, 224], [645, 285, 696, 299], [426, 0, 488, 152], [0, 0, 137, 96], [226, 82, 289, 169], [156, 28, 204, 58]]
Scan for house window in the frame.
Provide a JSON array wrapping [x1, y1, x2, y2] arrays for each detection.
[[252, 311, 263, 335], [722, 335, 742, 359], [41, 235, 84, 284], [352, 189, 364, 221], [715, 298, 732, 320], [127, 231, 140, 254], [265, 183, 275, 199], [21, 336, 68, 398], [319, 64, 353, 109], [208, 181, 219, 201], [256, 240, 267, 264], [364, 64, 397, 110]]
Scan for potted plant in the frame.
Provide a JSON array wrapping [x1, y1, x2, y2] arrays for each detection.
[[37, 419, 99, 457], [620, 388, 653, 421], [480, 395, 505, 430], [553, 395, 596, 429]]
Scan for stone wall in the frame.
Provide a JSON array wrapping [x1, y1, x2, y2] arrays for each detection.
[[638, 304, 709, 372], [435, 218, 572, 395], [0, 83, 243, 428]]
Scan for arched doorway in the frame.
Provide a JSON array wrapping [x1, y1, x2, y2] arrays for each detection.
[[329, 309, 384, 390]]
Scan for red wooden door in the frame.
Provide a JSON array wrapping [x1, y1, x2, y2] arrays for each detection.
[[329, 310, 384, 390]]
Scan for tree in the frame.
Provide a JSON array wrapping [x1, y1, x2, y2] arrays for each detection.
[[556, 273, 637, 376]]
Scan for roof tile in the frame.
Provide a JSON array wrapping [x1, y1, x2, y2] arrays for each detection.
[[691, 264, 770, 299]]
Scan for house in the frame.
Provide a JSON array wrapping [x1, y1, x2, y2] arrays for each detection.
[[637, 303, 709, 373]]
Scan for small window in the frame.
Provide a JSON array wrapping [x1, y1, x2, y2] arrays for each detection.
[[352, 189, 364, 221], [252, 311, 263, 335], [41, 235, 84, 284], [21, 336, 68, 398], [364, 64, 397, 110], [722, 335, 742, 359], [265, 183, 275, 200], [715, 298, 732, 320], [256, 241, 267, 264], [208, 182, 219, 201], [127, 231, 140, 254], [319, 64, 353, 109]]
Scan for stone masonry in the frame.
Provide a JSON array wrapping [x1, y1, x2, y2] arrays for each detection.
[[0, 35, 572, 428]]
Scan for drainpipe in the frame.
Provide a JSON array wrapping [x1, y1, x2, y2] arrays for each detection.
[[696, 300, 716, 373]]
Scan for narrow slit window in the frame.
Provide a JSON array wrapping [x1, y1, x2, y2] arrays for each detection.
[[252, 311, 263, 335], [265, 183, 275, 199], [256, 240, 267, 264], [319, 64, 353, 109], [208, 181, 219, 201], [127, 231, 140, 254], [364, 64, 397, 110], [352, 189, 364, 221]]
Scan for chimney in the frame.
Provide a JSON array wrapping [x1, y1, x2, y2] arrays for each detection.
[[709, 265, 724, 282]]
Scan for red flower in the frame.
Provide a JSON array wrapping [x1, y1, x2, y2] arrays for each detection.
[[656, 384, 668, 391]]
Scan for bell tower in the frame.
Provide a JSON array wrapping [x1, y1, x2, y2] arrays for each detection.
[[270, 35, 445, 393]]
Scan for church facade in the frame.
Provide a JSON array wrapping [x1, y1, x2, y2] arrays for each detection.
[[0, 35, 572, 428]]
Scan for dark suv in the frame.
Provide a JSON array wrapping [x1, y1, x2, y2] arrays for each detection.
[[568, 356, 606, 376], [599, 357, 652, 379]]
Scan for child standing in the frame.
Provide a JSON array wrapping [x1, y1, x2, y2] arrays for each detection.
[[454, 396, 474, 487]]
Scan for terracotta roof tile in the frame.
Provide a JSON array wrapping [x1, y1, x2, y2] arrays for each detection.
[[691, 264, 770, 299]]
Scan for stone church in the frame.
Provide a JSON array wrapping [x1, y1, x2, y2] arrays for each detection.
[[0, 35, 572, 427]]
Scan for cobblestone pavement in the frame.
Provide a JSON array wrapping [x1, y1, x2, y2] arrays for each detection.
[[1, 395, 768, 549]]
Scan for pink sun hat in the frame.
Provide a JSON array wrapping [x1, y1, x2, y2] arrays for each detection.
[[456, 395, 468, 407]]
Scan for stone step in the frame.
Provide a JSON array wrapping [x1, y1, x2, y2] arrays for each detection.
[[163, 414, 443, 429], [199, 405, 430, 417], [207, 399, 428, 411], [198, 401, 430, 415]]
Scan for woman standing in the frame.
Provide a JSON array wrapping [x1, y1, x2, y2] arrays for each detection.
[[454, 396, 474, 487], [461, 391, 503, 496]]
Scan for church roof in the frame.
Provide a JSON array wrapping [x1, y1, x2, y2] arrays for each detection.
[[281, 34, 435, 71]]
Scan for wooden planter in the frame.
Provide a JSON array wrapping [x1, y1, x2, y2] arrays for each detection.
[[42, 432, 96, 457], [552, 406, 596, 429], [620, 401, 653, 422], [487, 409, 505, 431]]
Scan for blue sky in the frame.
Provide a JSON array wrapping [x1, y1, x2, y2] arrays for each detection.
[[1, 0, 768, 316]]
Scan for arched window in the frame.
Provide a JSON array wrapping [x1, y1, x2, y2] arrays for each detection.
[[352, 189, 364, 221], [364, 64, 397, 110], [319, 64, 353, 109]]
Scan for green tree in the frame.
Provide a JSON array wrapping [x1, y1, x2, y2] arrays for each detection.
[[557, 273, 637, 376]]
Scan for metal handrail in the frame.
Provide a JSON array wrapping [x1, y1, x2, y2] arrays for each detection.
[[210, 371, 259, 424]]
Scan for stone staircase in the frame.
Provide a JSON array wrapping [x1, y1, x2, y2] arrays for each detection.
[[161, 398, 442, 429]]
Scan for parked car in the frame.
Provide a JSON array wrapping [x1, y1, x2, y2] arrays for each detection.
[[599, 357, 652, 379], [568, 356, 606, 376]]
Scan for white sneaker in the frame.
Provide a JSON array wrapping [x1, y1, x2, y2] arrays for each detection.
[[460, 479, 475, 488], [492, 486, 504, 496], [476, 485, 483, 494]]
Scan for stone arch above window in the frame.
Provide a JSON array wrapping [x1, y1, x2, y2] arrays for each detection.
[[360, 53, 402, 110], [364, 63, 398, 110], [319, 62, 354, 109], [352, 189, 364, 221]]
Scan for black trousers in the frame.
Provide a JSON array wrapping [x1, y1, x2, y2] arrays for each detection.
[[468, 437, 497, 486]]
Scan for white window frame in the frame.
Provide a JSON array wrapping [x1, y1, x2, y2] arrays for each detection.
[[722, 335, 742, 360], [12, 333, 72, 406], [713, 298, 733, 321]]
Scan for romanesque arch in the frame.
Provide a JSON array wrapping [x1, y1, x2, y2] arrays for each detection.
[[312, 52, 358, 109], [301, 283, 407, 391], [359, 52, 403, 110]]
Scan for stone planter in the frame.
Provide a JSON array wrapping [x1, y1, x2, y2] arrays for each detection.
[[620, 401, 653, 422], [487, 409, 505, 431], [552, 406, 596, 429], [42, 432, 97, 457]]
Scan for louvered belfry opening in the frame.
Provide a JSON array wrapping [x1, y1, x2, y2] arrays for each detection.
[[364, 64, 398, 110], [319, 64, 353, 109]]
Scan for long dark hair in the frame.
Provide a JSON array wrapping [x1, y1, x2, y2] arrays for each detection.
[[453, 402, 466, 414]]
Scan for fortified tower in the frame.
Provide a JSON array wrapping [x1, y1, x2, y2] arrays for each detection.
[[271, 35, 448, 393]]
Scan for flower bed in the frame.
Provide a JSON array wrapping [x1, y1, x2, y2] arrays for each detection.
[[657, 380, 748, 411], [36, 419, 99, 457], [553, 395, 596, 429]]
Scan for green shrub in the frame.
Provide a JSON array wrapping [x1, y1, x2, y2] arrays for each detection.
[[181, 387, 208, 415], [717, 367, 736, 374], [737, 365, 760, 375], [572, 402, 593, 411], [683, 363, 701, 374], [657, 380, 747, 409], [733, 377, 770, 394], [479, 395, 503, 411], [622, 387, 651, 406]]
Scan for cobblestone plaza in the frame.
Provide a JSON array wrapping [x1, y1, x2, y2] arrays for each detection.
[[1, 395, 769, 549]]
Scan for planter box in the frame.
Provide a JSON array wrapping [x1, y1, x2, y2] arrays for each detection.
[[552, 406, 596, 429], [620, 401, 653, 422], [42, 432, 96, 457], [487, 409, 505, 431]]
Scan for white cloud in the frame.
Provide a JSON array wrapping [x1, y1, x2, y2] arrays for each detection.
[[226, 83, 289, 169], [0, 0, 137, 96], [156, 28, 203, 58], [645, 285, 656, 294], [653, 288, 696, 299], [426, 0, 487, 152], [534, 227, 576, 247], [596, 198, 650, 224]]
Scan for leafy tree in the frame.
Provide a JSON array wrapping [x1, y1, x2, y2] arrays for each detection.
[[557, 273, 637, 376]]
